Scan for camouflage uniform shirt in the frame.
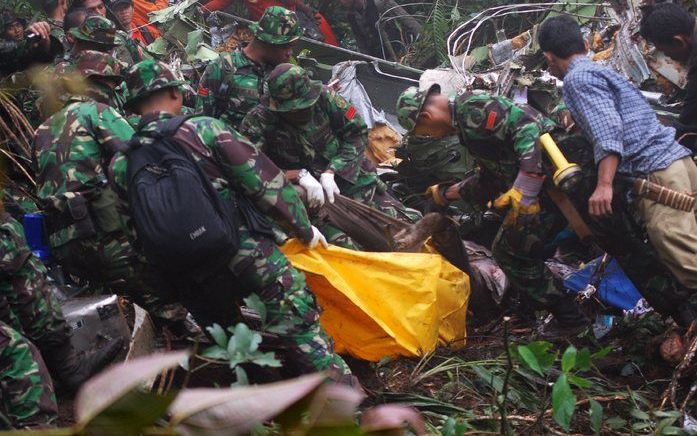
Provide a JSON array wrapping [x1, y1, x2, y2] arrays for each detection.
[[197, 49, 269, 129], [452, 93, 556, 184], [110, 112, 314, 243], [34, 95, 134, 247], [240, 86, 378, 195]]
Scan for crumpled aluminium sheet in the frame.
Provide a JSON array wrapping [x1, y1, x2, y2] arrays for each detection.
[[331, 61, 395, 130]]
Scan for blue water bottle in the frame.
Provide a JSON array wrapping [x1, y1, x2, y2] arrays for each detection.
[[22, 213, 51, 263]]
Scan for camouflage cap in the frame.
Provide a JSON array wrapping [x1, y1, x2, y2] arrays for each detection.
[[249, 6, 302, 45], [396, 84, 440, 132], [73, 49, 123, 80], [125, 59, 185, 107], [69, 15, 120, 47], [267, 63, 321, 112]]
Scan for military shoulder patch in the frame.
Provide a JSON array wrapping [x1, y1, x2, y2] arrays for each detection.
[[345, 106, 357, 120], [485, 111, 497, 130], [198, 86, 209, 96]]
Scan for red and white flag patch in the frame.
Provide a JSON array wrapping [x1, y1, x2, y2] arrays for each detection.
[[345, 106, 357, 120]]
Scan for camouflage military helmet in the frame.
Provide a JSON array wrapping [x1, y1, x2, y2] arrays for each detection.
[[249, 6, 302, 45], [69, 15, 120, 47], [396, 84, 440, 132], [73, 49, 123, 80], [125, 59, 185, 108], [267, 63, 322, 112]]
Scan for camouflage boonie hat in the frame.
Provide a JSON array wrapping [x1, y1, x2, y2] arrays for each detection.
[[267, 63, 321, 112], [249, 6, 302, 45], [396, 84, 440, 132], [69, 15, 120, 47], [73, 50, 123, 80], [125, 59, 185, 108], [1, 11, 25, 29]]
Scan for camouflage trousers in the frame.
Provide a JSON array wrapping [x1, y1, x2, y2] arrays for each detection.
[[52, 232, 188, 325], [0, 254, 70, 350], [184, 225, 352, 378], [0, 322, 58, 429], [320, 181, 422, 250], [492, 207, 565, 304]]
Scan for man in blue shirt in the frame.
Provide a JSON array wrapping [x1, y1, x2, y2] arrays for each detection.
[[538, 15, 697, 321]]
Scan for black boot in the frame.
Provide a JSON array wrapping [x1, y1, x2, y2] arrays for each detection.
[[538, 294, 590, 339], [43, 337, 125, 391]]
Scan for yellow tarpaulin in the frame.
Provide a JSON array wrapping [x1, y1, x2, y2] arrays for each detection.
[[280, 240, 470, 362]]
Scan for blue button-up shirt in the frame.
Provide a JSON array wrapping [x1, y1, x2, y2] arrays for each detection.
[[562, 56, 690, 175]]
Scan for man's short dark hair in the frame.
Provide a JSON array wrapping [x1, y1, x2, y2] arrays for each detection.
[[538, 15, 586, 59], [43, 0, 60, 14], [640, 3, 695, 45], [64, 6, 87, 32]]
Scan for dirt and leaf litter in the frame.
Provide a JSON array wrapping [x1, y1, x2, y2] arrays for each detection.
[[347, 312, 696, 434]]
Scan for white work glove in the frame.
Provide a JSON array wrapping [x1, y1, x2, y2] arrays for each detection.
[[307, 225, 329, 249], [298, 170, 325, 208], [320, 172, 341, 204]]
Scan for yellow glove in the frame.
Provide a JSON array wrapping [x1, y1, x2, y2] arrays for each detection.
[[494, 172, 544, 228]]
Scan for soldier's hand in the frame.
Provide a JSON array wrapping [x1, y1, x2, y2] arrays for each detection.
[[425, 184, 449, 208], [320, 171, 340, 204], [298, 170, 325, 208], [307, 225, 329, 249], [588, 182, 613, 218], [493, 172, 544, 228], [27, 21, 50, 41], [493, 187, 541, 228]]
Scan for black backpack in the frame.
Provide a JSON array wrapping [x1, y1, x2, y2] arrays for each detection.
[[126, 115, 240, 279]]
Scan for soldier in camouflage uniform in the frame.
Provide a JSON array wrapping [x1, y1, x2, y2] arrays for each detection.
[[61, 15, 143, 76], [0, 208, 124, 392], [196, 6, 302, 129], [0, 322, 57, 429], [43, 0, 69, 54], [33, 51, 194, 336], [241, 64, 419, 249], [110, 60, 354, 382], [396, 85, 590, 335]]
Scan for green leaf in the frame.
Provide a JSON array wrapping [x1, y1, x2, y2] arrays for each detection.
[[244, 294, 267, 325], [517, 341, 557, 376], [450, 6, 461, 22], [632, 421, 651, 431], [576, 348, 591, 371], [201, 345, 228, 360], [231, 323, 254, 353], [568, 374, 592, 389], [251, 351, 283, 368], [591, 346, 612, 360], [630, 408, 650, 421], [660, 426, 686, 435], [589, 399, 602, 435], [654, 411, 682, 419], [517, 345, 543, 376], [266, 322, 291, 335], [552, 374, 576, 431], [145, 37, 167, 56], [234, 367, 249, 386], [605, 416, 626, 429], [206, 323, 228, 348], [562, 345, 577, 373], [249, 332, 262, 353]]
